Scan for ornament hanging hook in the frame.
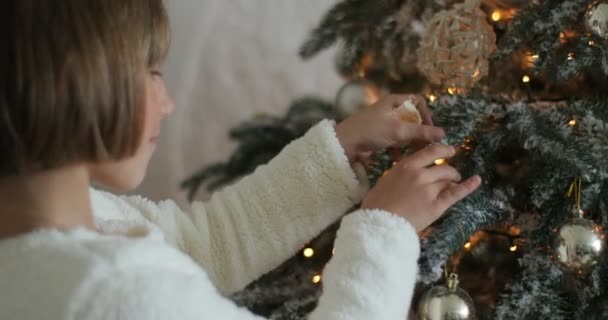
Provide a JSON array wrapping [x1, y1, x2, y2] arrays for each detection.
[[577, 178, 582, 212], [447, 273, 460, 291], [443, 265, 460, 292], [443, 223, 467, 280], [566, 177, 584, 218]]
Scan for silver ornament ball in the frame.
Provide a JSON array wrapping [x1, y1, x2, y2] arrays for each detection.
[[552, 217, 605, 275], [586, 1, 608, 39], [334, 79, 380, 117], [417, 274, 476, 320]]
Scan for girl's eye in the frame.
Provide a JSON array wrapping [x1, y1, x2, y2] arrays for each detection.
[[151, 70, 163, 78]]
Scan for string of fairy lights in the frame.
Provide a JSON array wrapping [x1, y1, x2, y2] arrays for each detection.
[[300, 227, 526, 285], [300, 246, 334, 284]]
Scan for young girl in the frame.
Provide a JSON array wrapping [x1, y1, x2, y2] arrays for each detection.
[[0, 1, 481, 319]]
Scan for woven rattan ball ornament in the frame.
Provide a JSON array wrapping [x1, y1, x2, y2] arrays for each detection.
[[416, 0, 497, 90]]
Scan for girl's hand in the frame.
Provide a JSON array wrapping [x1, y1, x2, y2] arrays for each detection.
[[361, 144, 481, 232], [335, 94, 444, 164]]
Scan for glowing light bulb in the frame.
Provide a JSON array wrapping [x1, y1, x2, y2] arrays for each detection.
[[447, 87, 457, 95], [510, 245, 518, 252], [522, 75, 530, 83], [428, 94, 437, 102], [434, 158, 447, 165], [464, 242, 472, 249], [567, 52, 574, 60], [491, 10, 502, 22], [312, 274, 322, 284], [569, 119, 577, 127], [303, 248, 314, 258], [523, 52, 540, 69], [559, 30, 577, 43]]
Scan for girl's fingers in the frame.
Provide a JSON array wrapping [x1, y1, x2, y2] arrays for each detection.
[[412, 95, 433, 125], [399, 125, 444, 145], [402, 144, 455, 168], [424, 165, 462, 183], [436, 175, 482, 210]]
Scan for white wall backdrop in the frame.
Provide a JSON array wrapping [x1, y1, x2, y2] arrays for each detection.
[[136, 0, 342, 206]]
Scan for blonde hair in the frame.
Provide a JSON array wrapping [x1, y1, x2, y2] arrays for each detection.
[[0, 0, 170, 176]]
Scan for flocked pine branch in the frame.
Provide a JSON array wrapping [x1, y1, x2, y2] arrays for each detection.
[[496, 0, 608, 81], [300, 0, 451, 78], [299, 0, 403, 59], [494, 252, 574, 320], [497, 0, 588, 57], [418, 97, 608, 285]]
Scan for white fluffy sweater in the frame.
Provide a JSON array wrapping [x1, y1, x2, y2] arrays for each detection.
[[0, 120, 420, 319]]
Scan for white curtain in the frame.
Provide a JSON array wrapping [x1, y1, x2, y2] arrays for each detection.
[[136, 0, 342, 206]]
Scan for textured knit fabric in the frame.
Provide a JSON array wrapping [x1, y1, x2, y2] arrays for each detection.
[[0, 120, 421, 319]]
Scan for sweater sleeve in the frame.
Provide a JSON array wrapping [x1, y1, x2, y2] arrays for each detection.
[[309, 210, 421, 319], [91, 119, 369, 294], [74, 210, 420, 320]]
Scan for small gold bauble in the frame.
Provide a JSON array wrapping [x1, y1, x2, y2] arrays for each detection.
[[417, 274, 477, 320], [585, 1, 608, 39], [334, 79, 380, 117], [551, 217, 605, 275], [416, 0, 496, 90]]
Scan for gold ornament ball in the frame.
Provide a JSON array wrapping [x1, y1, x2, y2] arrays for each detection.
[[334, 79, 380, 117], [586, 1, 608, 39], [416, 0, 496, 90], [417, 274, 476, 320], [551, 218, 605, 275]]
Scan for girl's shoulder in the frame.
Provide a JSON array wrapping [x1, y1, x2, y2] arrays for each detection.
[[90, 188, 152, 221]]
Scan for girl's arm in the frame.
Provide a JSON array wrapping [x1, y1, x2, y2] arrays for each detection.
[[77, 210, 420, 320], [92, 119, 368, 294]]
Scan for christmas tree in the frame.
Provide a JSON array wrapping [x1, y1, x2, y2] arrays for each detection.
[[182, 0, 608, 319]]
